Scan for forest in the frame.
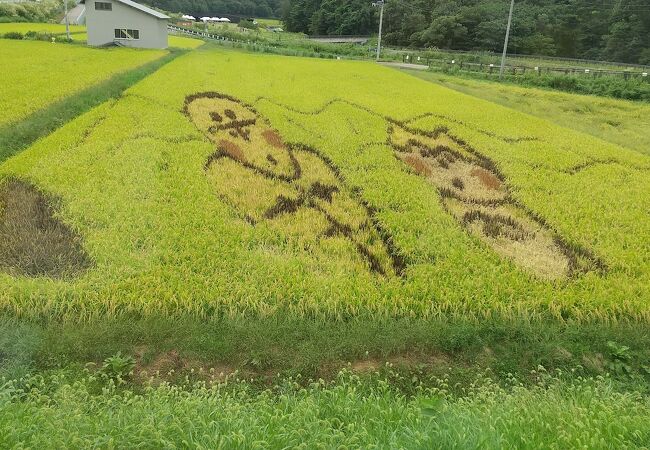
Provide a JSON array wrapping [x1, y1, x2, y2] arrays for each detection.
[[281, 0, 650, 64], [147, 0, 283, 19], [3, 0, 647, 63]]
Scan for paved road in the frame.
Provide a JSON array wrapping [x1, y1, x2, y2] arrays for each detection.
[[309, 36, 370, 44], [379, 62, 429, 71]]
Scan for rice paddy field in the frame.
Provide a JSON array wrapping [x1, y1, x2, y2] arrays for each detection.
[[0, 39, 166, 127], [2, 47, 649, 321], [2, 36, 650, 447], [0, 22, 85, 35], [168, 34, 205, 49], [405, 70, 650, 156]]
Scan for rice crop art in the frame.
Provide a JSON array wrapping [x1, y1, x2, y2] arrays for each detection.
[[0, 179, 91, 278], [387, 121, 606, 280], [3, 50, 650, 321], [184, 92, 404, 277], [185, 91, 606, 281]]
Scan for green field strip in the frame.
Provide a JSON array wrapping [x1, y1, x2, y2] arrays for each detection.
[[5, 314, 650, 383]]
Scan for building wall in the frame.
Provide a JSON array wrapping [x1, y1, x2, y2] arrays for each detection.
[[60, 4, 86, 26], [86, 0, 168, 49]]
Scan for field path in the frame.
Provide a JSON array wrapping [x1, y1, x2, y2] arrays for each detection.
[[379, 62, 428, 71]]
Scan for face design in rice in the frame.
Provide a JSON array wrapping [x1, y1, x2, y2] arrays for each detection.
[[184, 92, 403, 277], [388, 120, 604, 280]]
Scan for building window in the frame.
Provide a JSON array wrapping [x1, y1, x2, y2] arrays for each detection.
[[114, 29, 140, 40], [95, 2, 112, 10]]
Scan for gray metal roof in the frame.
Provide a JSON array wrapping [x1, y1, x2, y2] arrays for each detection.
[[115, 0, 169, 19]]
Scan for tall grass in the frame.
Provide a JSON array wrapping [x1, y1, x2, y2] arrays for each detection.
[[431, 64, 650, 101], [1, 369, 648, 448]]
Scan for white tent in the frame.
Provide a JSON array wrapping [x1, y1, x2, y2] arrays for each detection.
[[198, 16, 230, 23]]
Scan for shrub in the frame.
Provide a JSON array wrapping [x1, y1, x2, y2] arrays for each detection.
[[3, 31, 23, 40]]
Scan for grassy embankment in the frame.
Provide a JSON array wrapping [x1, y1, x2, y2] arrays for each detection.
[[2, 368, 649, 448]]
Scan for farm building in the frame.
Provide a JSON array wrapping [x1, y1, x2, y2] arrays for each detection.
[[83, 0, 169, 49]]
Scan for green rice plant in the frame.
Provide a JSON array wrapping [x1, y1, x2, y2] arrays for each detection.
[[168, 35, 204, 49], [1, 48, 649, 322]]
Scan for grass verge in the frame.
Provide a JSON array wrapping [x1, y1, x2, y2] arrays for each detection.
[[424, 65, 650, 101], [2, 315, 649, 390], [2, 369, 650, 448]]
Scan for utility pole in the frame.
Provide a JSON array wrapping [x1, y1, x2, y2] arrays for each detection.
[[373, 1, 385, 62], [64, 0, 70, 40], [499, 0, 515, 80]]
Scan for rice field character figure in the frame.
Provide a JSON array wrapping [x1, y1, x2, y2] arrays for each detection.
[[184, 92, 403, 277]]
